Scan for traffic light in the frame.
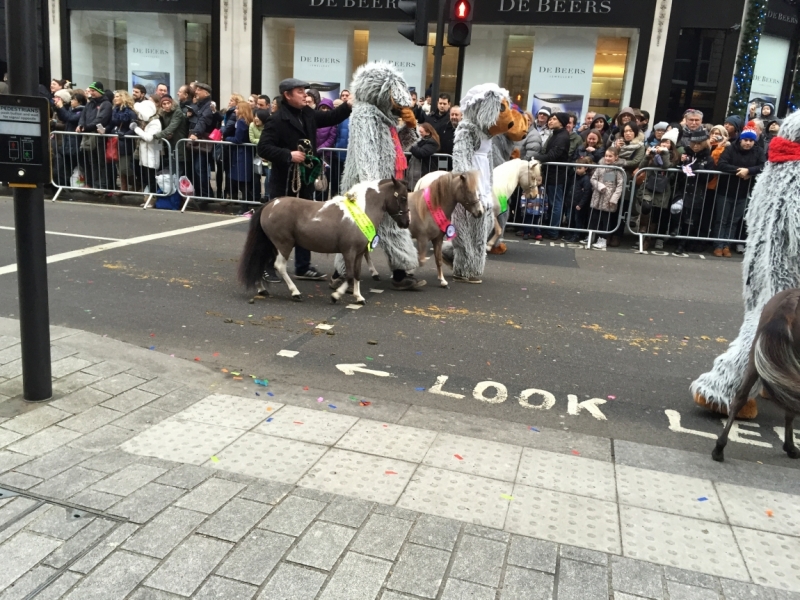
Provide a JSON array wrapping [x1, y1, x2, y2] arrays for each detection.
[[398, 0, 428, 46], [447, 0, 473, 47]]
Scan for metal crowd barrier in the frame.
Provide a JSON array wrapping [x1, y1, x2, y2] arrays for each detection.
[[51, 131, 173, 209], [318, 148, 453, 196], [626, 167, 756, 253], [175, 139, 265, 212], [505, 162, 628, 248]]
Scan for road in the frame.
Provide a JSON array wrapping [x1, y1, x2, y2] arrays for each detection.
[[1, 196, 793, 467]]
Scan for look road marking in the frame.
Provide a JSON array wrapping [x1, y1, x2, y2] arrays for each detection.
[[0, 217, 244, 276]]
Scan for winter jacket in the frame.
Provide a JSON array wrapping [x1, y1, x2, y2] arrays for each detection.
[[575, 142, 604, 163], [222, 106, 237, 139], [315, 99, 339, 151], [249, 121, 263, 145], [572, 172, 593, 210], [438, 122, 455, 157], [55, 105, 82, 133], [258, 99, 351, 199], [522, 127, 543, 160], [190, 96, 214, 139], [716, 142, 766, 200], [617, 132, 646, 176], [78, 95, 112, 133], [532, 127, 571, 185], [335, 117, 349, 149], [568, 131, 583, 161], [609, 107, 636, 142], [637, 147, 673, 208], [110, 106, 137, 156], [408, 136, 440, 180], [673, 147, 715, 205], [590, 158, 626, 212], [224, 118, 255, 182], [132, 118, 163, 169], [156, 107, 189, 144], [426, 110, 450, 137]]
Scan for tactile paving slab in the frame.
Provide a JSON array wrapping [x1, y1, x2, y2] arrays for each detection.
[[397, 465, 512, 529], [299, 448, 416, 504], [254, 406, 357, 446], [717, 482, 800, 536], [121, 417, 245, 465], [208, 432, 327, 484], [733, 526, 800, 592], [175, 394, 282, 430], [620, 505, 747, 580], [335, 419, 437, 463], [505, 483, 621, 554], [516, 447, 616, 502], [616, 465, 726, 523], [422, 433, 522, 482]]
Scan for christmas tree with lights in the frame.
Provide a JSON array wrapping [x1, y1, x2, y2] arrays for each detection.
[[728, 0, 767, 117]]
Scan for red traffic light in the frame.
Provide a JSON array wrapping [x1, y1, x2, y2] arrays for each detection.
[[454, 0, 470, 19]]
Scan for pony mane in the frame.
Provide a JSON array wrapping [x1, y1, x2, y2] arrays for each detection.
[[492, 159, 524, 198]]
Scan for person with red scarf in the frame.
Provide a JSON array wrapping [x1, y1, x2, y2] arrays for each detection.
[[711, 122, 766, 257]]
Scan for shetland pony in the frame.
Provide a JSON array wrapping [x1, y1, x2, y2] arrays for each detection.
[[487, 158, 542, 251], [712, 288, 800, 461]]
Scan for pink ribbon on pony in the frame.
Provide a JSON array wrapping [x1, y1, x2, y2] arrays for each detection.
[[424, 187, 457, 240], [390, 126, 407, 180]]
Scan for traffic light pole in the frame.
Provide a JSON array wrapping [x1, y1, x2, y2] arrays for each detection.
[[430, 0, 447, 104], [7, 0, 52, 401], [455, 46, 466, 103]]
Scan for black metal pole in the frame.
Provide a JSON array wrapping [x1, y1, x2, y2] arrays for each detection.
[[455, 45, 466, 103], [7, 0, 52, 401], [431, 0, 447, 103]]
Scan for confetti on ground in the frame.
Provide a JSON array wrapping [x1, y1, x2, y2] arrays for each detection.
[[382, 424, 388, 428], [415, 387, 425, 391], [766, 510, 774, 517], [529, 426, 540, 432], [415, 351, 422, 355], [328, 404, 337, 409], [366, 357, 374, 361], [370, 289, 383, 293], [697, 497, 708, 502], [150, 333, 155, 337], [277, 350, 299, 358], [317, 397, 324, 403], [194, 357, 200, 362], [571, 450, 580, 456], [221, 368, 229, 373], [316, 324, 333, 330], [210, 456, 219, 463], [267, 392, 274, 397], [346, 304, 362, 310], [350, 395, 358, 400], [608, 395, 616, 400], [213, 352, 219, 357], [521, 287, 527, 291], [618, 313, 624, 316], [454, 454, 463, 460], [266, 417, 273, 422], [233, 376, 243, 381], [149, 346, 155, 350], [385, 470, 397, 475], [254, 379, 268, 387], [293, 421, 304, 425], [267, 406, 273, 411], [303, 386, 309, 391], [255, 392, 260, 396], [501, 494, 515, 501], [359, 401, 371, 406], [232, 372, 241, 376]]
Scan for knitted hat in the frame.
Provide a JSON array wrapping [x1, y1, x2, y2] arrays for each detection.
[[88, 81, 104, 94], [662, 128, 680, 144], [740, 121, 759, 141], [653, 121, 668, 131], [553, 112, 569, 127], [685, 128, 710, 144], [724, 115, 743, 133], [54, 89, 72, 103], [134, 100, 157, 121], [537, 106, 552, 117]]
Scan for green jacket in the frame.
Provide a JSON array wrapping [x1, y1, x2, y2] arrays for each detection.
[[155, 107, 189, 153]]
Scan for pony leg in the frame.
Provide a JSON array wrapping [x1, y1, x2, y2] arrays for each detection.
[[712, 359, 759, 462], [353, 254, 366, 304], [433, 237, 447, 288], [331, 252, 353, 303], [275, 254, 302, 301], [418, 236, 428, 265], [784, 412, 800, 458], [364, 252, 380, 281], [487, 219, 501, 251]]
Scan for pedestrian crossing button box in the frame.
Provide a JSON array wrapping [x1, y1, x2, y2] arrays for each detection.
[[0, 95, 50, 185]]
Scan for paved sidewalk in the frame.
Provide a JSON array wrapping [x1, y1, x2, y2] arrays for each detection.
[[0, 318, 799, 600]]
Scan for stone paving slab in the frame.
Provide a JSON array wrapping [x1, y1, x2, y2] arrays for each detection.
[[0, 320, 799, 599]]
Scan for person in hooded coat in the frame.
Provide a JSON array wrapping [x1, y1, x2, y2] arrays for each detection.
[[723, 115, 743, 145], [130, 100, 163, 195]]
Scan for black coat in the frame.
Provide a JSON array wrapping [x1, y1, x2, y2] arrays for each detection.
[[674, 147, 715, 203], [409, 136, 440, 177], [190, 96, 215, 139], [258, 101, 352, 199], [571, 173, 593, 210], [438, 122, 455, 157], [717, 142, 766, 200], [77, 96, 112, 133], [426, 110, 450, 137], [532, 127, 571, 185]]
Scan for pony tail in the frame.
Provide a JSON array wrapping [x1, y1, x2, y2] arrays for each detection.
[[237, 207, 275, 290], [754, 318, 800, 404]]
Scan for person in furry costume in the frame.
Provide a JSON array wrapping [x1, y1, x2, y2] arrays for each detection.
[[691, 110, 800, 419], [442, 84, 526, 282], [331, 61, 424, 290]]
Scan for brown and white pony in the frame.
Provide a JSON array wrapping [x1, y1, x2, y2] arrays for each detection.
[[238, 178, 409, 304], [713, 288, 800, 461]]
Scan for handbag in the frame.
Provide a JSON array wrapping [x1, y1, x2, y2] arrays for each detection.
[[314, 173, 328, 192], [253, 157, 263, 176], [208, 128, 223, 142], [105, 137, 119, 162]]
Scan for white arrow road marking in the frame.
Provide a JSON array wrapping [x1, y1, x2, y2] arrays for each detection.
[[336, 363, 394, 377]]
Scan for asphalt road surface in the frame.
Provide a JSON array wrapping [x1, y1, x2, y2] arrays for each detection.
[[1, 196, 795, 468]]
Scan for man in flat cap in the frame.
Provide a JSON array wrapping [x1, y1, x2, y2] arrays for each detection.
[[257, 78, 352, 281], [187, 82, 215, 198]]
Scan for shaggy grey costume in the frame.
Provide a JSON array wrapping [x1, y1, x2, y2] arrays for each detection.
[[491, 134, 516, 246], [334, 62, 420, 277], [442, 84, 510, 277], [691, 111, 800, 412]]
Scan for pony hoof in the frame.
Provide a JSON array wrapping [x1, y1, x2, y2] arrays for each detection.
[[372, 274, 381, 281], [711, 449, 724, 462], [356, 299, 366, 305], [785, 445, 800, 459], [292, 294, 303, 302], [330, 295, 339, 304]]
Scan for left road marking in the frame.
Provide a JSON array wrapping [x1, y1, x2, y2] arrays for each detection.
[[0, 226, 121, 242], [0, 217, 245, 276]]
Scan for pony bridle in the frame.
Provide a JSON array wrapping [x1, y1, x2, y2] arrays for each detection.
[[525, 161, 539, 197], [385, 190, 408, 218]]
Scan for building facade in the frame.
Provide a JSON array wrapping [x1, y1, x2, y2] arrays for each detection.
[[32, 0, 797, 122]]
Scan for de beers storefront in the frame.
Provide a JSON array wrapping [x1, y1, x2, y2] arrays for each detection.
[[253, 0, 657, 120]]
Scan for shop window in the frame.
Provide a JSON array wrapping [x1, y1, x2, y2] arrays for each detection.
[[353, 30, 369, 76], [588, 37, 629, 117], [503, 35, 534, 110], [425, 33, 459, 98], [262, 19, 294, 98], [70, 11, 212, 95], [666, 29, 726, 123]]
